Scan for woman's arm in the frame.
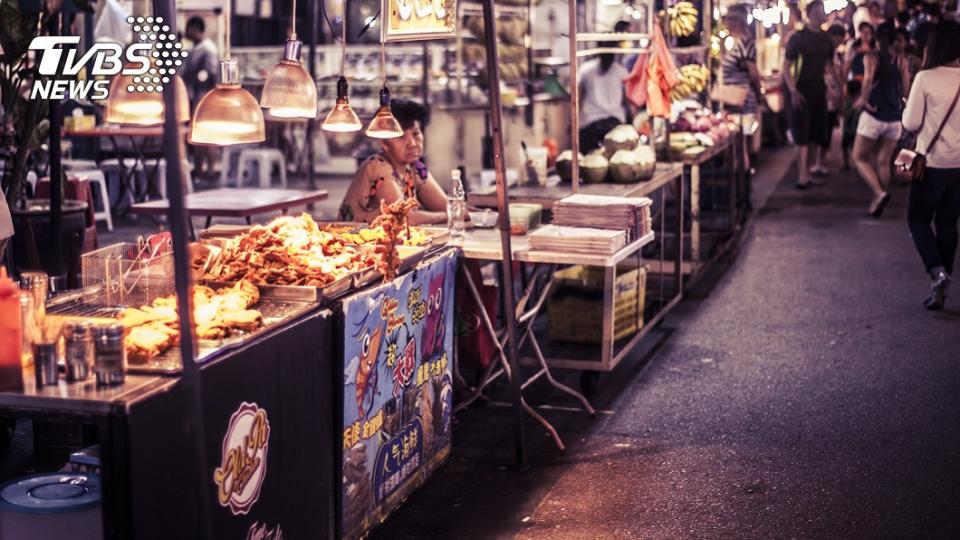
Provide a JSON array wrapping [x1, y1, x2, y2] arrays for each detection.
[[854, 54, 876, 111], [898, 56, 911, 102], [901, 72, 924, 132], [408, 172, 452, 225]]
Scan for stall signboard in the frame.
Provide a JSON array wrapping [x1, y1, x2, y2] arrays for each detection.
[[382, 0, 457, 42], [341, 250, 456, 539]]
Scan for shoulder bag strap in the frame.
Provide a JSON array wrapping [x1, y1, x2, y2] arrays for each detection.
[[926, 83, 960, 155]]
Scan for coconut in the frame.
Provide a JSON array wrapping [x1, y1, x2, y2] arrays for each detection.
[[580, 152, 609, 184], [634, 144, 657, 180], [603, 124, 640, 157], [555, 150, 583, 183], [609, 150, 642, 183]]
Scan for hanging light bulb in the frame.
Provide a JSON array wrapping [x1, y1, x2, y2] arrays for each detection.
[[322, 76, 362, 132], [261, 39, 318, 119], [365, 39, 402, 139], [322, 8, 361, 132], [189, 0, 265, 146], [365, 86, 403, 139], [260, 0, 317, 119], [105, 72, 190, 125], [189, 59, 266, 145]]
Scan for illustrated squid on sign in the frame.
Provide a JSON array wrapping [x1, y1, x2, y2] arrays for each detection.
[[355, 323, 384, 420]]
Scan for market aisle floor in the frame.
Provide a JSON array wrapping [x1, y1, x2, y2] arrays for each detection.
[[376, 148, 960, 539]]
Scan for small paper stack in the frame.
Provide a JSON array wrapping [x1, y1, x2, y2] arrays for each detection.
[[528, 225, 627, 255], [552, 194, 653, 239]]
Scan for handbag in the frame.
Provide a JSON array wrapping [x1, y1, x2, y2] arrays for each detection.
[[710, 56, 749, 108], [895, 83, 960, 182]]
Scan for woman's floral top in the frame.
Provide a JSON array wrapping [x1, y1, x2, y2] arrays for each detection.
[[338, 154, 429, 222]]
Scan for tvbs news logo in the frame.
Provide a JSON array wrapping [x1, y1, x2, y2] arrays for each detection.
[[29, 16, 187, 100]]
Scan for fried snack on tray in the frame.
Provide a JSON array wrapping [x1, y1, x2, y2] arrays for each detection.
[[371, 199, 420, 281], [203, 213, 374, 287], [324, 223, 431, 247], [119, 280, 264, 362]]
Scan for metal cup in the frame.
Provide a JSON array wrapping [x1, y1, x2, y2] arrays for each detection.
[[64, 321, 93, 382], [93, 324, 126, 386], [32, 342, 59, 387]]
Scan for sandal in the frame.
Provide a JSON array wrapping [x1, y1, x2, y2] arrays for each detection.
[[869, 192, 891, 218]]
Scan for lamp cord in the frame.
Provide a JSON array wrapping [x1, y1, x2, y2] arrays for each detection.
[[291, 0, 297, 40], [380, 39, 387, 85], [224, 0, 231, 60], [341, 6, 347, 77]]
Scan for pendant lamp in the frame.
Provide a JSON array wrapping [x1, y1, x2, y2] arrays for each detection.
[[260, 0, 318, 119], [105, 71, 190, 125], [189, 2, 265, 146], [321, 10, 361, 132], [365, 41, 403, 139]]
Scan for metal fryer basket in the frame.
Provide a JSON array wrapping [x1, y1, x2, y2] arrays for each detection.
[[81, 243, 175, 307]]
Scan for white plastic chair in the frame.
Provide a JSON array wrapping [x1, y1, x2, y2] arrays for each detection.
[[71, 169, 113, 231], [237, 148, 287, 189]]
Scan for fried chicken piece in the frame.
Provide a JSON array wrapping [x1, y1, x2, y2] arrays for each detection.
[[219, 309, 263, 332], [125, 323, 177, 362], [196, 322, 230, 340], [118, 307, 161, 329]]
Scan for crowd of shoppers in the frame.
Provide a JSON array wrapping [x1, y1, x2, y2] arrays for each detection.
[[776, 0, 960, 309]]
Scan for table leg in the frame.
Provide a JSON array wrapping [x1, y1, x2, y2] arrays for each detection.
[[204, 216, 212, 229], [690, 163, 701, 271], [245, 216, 252, 225]]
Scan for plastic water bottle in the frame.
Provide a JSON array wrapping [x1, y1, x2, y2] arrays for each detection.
[[447, 170, 466, 246]]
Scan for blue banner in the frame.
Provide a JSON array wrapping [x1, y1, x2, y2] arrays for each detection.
[[341, 250, 456, 539]]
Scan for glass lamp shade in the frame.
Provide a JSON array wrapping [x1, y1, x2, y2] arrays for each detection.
[[189, 60, 266, 146], [321, 77, 362, 132], [260, 40, 318, 120], [104, 74, 190, 125], [365, 86, 403, 139]]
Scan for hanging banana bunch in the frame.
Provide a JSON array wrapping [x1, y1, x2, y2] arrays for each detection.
[[669, 64, 711, 101], [667, 2, 699, 38]]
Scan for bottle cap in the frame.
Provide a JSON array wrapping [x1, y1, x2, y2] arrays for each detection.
[[0, 268, 17, 299]]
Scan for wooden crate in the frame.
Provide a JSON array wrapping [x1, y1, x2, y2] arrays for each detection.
[[547, 265, 646, 345]]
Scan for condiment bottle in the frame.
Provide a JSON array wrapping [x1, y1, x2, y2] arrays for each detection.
[[64, 321, 93, 382], [93, 324, 126, 386], [0, 268, 24, 392]]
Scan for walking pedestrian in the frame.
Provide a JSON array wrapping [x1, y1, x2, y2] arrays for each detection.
[[901, 21, 960, 310], [811, 24, 848, 178], [841, 22, 876, 170], [851, 23, 911, 216], [783, 0, 840, 189]]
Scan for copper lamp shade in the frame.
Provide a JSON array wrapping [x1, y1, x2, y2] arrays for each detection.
[[104, 73, 190, 125], [365, 86, 403, 139], [260, 39, 318, 120], [321, 77, 362, 132], [189, 60, 266, 146]]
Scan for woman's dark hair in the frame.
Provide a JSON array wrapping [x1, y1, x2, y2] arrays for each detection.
[[922, 21, 960, 70], [390, 99, 429, 130], [874, 22, 895, 80], [854, 22, 876, 50]]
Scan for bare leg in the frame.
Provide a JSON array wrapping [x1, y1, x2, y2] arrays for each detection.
[[873, 137, 898, 192], [797, 144, 811, 185], [852, 134, 885, 197]]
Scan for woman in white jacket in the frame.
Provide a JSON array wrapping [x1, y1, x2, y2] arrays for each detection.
[[901, 21, 960, 310]]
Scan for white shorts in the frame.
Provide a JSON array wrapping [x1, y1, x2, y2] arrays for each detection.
[[856, 112, 903, 141]]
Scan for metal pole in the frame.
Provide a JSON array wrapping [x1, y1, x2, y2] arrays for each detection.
[[306, 0, 317, 190], [156, 0, 215, 536], [481, 0, 526, 467], [49, 11, 63, 277], [568, 0, 579, 193]]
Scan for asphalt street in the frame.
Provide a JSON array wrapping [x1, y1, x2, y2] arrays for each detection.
[[375, 147, 960, 539]]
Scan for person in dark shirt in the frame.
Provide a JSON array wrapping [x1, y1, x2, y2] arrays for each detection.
[[783, 0, 840, 189]]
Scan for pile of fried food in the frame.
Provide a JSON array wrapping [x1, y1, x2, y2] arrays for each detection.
[[118, 280, 263, 362], [204, 213, 375, 287]]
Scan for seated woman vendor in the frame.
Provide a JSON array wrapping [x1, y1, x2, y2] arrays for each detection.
[[339, 99, 450, 225]]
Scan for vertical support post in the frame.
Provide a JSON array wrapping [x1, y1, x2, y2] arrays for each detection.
[[306, 0, 317, 190], [481, 0, 526, 467], [674, 171, 684, 295], [157, 0, 214, 536], [690, 163, 700, 270], [568, 0, 579, 192], [49, 12, 63, 277]]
